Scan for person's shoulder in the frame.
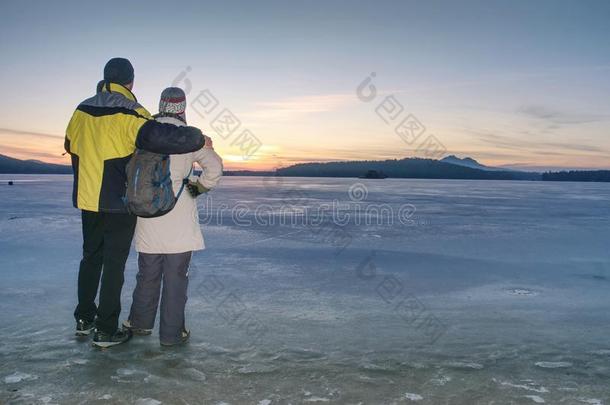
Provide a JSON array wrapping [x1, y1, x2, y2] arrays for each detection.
[[135, 105, 151, 119], [76, 93, 98, 108], [77, 92, 150, 118]]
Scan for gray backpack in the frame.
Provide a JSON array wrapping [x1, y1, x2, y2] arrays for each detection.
[[123, 149, 191, 217]]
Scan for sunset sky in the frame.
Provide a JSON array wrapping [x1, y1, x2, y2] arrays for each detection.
[[0, 0, 609, 171]]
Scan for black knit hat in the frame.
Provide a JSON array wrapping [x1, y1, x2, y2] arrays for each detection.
[[103, 57, 134, 85]]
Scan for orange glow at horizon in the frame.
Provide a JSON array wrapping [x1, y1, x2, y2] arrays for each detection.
[[2, 120, 610, 172]]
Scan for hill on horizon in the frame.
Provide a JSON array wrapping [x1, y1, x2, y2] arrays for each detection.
[[276, 157, 541, 181], [0, 154, 72, 174], [440, 155, 519, 172]]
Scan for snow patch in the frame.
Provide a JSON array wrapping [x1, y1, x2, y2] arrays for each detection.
[[3, 371, 38, 383], [493, 378, 549, 393], [524, 395, 545, 403], [404, 392, 423, 401], [237, 364, 277, 374], [535, 361, 572, 369], [578, 399, 603, 405], [111, 368, 151, 383], [135, 399, 162, 405], [430, 374, 452, 386], [182, 367, 206, 381], [507, 288, 538, 296], [446, 361, 484, 369]]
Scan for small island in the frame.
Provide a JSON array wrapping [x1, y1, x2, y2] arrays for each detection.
[[359, 170, 388, 179]]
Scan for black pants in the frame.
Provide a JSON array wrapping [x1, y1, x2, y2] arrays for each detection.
[[74, 210, 136, 334]]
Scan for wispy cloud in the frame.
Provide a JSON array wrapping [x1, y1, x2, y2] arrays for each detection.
[[539, 142, 603, 153], [498, 162, 609, 172], [0, 127, 66, 164], [242, 93, 354, 121], [259, 147, 411, 167], [468, 129, 608, 155], [1, 145, 66, 162], [394, 64, 610, 97], [517, 105, 606, 125], [0, 127, 63, 139]]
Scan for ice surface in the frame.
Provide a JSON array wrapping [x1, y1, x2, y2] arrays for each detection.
[[1, 175, 609, 404]]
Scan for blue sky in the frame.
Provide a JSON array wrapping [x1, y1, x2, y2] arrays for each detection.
[[1, 0, 609, 170]]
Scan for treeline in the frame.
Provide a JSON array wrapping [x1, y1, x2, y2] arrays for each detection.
[[276, 158, 541, 180], [223, 170, 275, 176], [542, 170, 610, 182]]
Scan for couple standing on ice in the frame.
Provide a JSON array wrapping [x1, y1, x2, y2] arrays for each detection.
[[64, 57, 223, 348]]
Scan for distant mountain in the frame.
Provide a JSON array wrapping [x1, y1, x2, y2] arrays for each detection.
[[0, 154, 71, 174], [276, 157, 541, 181], [440, 155, 513, 172]]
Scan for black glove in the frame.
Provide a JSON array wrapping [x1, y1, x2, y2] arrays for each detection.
[[186, 180, 210, 197]]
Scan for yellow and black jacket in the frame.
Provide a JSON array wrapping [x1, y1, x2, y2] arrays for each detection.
[[65, 82, 204, 213]]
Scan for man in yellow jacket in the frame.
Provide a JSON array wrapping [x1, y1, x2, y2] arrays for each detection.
[[65, 57, 206, 348]]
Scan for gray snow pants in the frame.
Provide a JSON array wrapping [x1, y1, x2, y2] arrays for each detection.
[[128, 251, 192, 344]]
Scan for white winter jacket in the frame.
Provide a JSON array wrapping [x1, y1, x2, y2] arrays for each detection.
[[134, 116, 223, 254]]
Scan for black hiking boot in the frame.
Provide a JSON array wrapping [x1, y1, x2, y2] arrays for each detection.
[[92, 328, 133, 348], [75, 319, 95, 336]]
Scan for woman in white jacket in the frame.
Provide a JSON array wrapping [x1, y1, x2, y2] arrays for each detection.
[[124, 87, 223, 346]]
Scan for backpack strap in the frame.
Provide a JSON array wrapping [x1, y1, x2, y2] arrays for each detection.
[[175, 166, 194, 199]]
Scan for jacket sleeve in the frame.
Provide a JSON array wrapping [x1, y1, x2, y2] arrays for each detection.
[[192, 148, 223, 190], [64, 111, 78, 154], [134, 120, 205, 155], [64, 135, 71, 154]]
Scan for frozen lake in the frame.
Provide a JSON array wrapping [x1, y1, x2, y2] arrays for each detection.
[[1, 175, 609, 404]]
